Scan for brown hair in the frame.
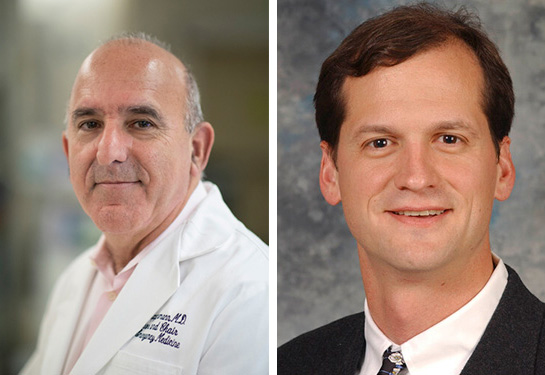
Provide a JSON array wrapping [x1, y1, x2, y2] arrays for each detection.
[[314, 3, 514, 158]]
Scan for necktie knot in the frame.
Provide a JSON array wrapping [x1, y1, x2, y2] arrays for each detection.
[[377, 346, 407, 375]]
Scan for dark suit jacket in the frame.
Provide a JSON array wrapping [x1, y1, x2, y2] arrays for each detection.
[[278, 266, 545, 374]]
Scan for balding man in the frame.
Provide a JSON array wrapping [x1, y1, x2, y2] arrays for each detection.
[[22, 34, 268, 375]]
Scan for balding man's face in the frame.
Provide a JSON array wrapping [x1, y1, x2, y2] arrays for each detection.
[[63, 42, 198, 238]]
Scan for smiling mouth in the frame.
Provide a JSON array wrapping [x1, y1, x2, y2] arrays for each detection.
[[392, 210, 447, 217], [93, 181, 140, 189], [96, 180, 139, 184]]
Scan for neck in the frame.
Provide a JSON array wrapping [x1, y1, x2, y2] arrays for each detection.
[[103, 179, 199, 274], [360, 246, 494, 344]]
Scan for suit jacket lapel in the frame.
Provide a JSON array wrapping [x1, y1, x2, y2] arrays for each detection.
[[71, 231, 181, 375], [461, 266, 545, 375]]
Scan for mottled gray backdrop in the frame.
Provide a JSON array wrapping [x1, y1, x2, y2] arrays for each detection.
[[278, 0, 545, 345]]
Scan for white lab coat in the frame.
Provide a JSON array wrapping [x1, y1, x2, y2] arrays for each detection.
[[22, 182, 268, 375]]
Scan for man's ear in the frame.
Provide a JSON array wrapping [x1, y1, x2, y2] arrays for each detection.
[[494, 136, 516, 201], [319, 141, 341, 205], [190, 122, 214, 177], [62, 131, 69, 159]]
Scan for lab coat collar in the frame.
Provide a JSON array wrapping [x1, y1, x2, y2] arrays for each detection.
[[177, 182, 238, 261], [71, 182, 237, 374]]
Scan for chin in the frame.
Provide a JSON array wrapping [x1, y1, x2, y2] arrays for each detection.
[[369, 238, 456, 273], [91, 206, 147, 235], [392, 247, 455, 273]]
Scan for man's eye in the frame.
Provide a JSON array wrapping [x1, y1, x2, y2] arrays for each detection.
[[80, 121, 99, 130], [133, 120, 154, 129], [441, 135, 459, 144], [370, 139, 389, 148]]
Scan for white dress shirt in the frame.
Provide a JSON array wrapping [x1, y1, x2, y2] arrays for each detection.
[[360, 256, 508, 375]]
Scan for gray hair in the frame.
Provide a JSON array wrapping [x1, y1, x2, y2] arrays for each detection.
[[104, 32, 204, 133], [182, 69, 204, 133]]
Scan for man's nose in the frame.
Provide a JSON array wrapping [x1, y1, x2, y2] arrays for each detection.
[[96, 124, 131, 166], [393, 143, 439, 191]]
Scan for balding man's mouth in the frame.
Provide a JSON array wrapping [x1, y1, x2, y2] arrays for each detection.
[[96, 180, 138, 184], [94, 180, 141, 188]]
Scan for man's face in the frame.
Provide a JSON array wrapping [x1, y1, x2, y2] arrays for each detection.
[[63, 42, 198, 237], [320, 42, 515, 274]]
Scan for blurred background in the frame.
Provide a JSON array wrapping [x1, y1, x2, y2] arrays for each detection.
[[278, 0, 545, 345], [0, 0, 268, 372]]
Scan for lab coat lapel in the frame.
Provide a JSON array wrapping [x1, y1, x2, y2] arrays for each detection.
[[71, 231, 181, 375], [41, 261, 96, 375]]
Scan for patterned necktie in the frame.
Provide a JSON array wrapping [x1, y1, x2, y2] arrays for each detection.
[[377, 346, 407, 375]]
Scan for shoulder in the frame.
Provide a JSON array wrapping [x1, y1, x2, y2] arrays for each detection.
[[186, 182, 267, 252], [462, 264, 545, 373], [208, 182, 269, 260], [278, 312, 365, 375], [164, 185, 269, 374], [499, 265, 545, 341], [172, 183, 268, 303], [503, 264, 545, 314], [490, 265, 545, 344], [180, 182, 268, 274]]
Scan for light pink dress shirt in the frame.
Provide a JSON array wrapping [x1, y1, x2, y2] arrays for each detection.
[[63, 183, 207, 374]]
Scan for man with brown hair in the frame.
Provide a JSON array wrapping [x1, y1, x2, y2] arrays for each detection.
[[278, 4, 545, 374]]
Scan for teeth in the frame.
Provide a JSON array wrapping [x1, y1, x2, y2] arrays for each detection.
[[395, 210, 445, 217]]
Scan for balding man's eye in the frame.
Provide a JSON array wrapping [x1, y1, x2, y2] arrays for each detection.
[[133, 120, 154, 129], [79, 121, 100, 130]]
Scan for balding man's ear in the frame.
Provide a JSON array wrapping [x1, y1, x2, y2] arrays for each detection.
[[190, 122, 214, 177], [62, 131, 69, 159]]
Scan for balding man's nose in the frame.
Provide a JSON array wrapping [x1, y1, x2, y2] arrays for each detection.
[[96, 124, 131, 165]]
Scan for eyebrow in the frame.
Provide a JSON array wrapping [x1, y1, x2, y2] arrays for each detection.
[[124, 105, 164, 124], [351, 120, 480, 138], [431, 120, 480, 138], [71, 107, 100, 124], [353, 125, 394, 136], [70, 105, 165, 126]]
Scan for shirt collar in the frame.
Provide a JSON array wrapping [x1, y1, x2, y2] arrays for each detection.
[[362, 254, 508, 375], [89, 181, 207, 280]]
